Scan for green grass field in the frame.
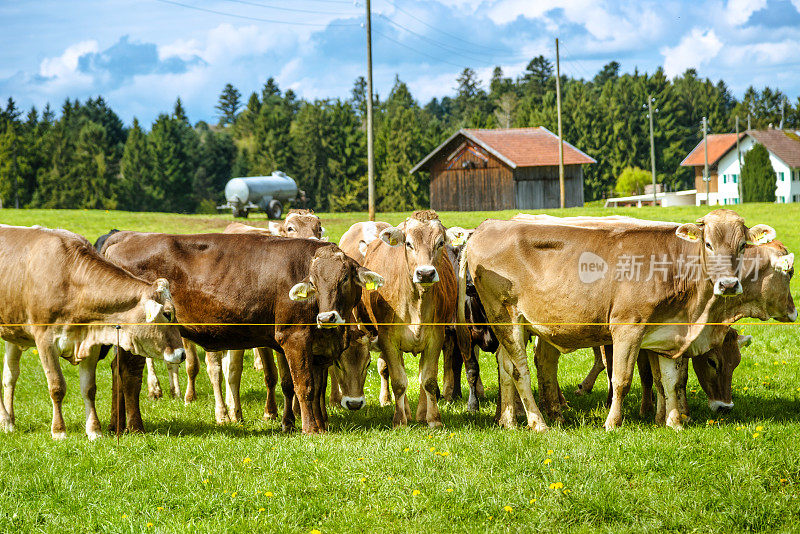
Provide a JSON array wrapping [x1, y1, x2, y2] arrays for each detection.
[[0, 204, 799, 533]]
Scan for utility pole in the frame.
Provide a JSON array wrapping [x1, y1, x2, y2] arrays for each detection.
[[779, 98, 785, 130], [11, 126, 19, 209], [703, 116, 710, 205], [735, 116, 742, 201], [555, 38, 565, 209], [647, 95, 657, 206], [365, 0, 375, 221], [747, 112, 751, 131]]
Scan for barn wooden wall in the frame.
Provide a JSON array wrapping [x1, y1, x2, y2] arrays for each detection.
[[429, 148, 515, 211], [513, 165, 584, 209]]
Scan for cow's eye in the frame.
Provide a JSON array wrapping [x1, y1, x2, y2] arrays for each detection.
[[739, 242, 746, 252], [708, 358, 718, 371], [287, 226, 296, 233], [705, 242, 713, 251], [406, 241, 414, 250], [163, 310, 173, 322]]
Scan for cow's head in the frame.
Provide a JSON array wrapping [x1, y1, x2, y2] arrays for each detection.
[[676, 209, 776, 296], [379, 210, 447, 287], [736, 241, 795, 322], [289, 245, 384, 328], [280, 209, 324, 240], [333, 328, 372, 410], [692, 328, 747, 413], [125, 278, 185, 364]]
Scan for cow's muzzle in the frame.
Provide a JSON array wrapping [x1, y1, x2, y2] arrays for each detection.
[[341, 396, 365, 410], [708, 400, 734, 413], [164, 348, 186, 364], [317, 311, 345, 328], [713, 277, 742, 296], [413, 265, 439, 286]]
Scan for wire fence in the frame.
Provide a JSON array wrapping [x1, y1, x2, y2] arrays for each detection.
[[1, 321, 797, 327]]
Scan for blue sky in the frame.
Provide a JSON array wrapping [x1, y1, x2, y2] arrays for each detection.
[[2, 0, 799, 126]]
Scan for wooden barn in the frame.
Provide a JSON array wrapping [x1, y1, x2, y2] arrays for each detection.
[[411, 127, 596, 211]]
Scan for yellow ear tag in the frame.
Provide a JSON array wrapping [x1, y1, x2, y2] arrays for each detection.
[[686, 232, 699, 241], [365, 281, 377, 291], [453, 234, 467, 246], [296, 285, 307, 298], [146, 309, 155, 322]]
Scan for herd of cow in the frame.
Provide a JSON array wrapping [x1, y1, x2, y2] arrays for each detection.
[[0, 207, 795, 439]]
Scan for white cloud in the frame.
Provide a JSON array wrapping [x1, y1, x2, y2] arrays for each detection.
[[158, 23, 296, 65], [725, 39, 800, 66], [661, 28, 723, 77], [39, 39, 98, 79], [723, 0, 767, 26]]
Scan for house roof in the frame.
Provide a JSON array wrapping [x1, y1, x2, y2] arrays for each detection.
[[410, 127, 596, 174], [746, 129, 800, 168], [680, 133, 743, 167]]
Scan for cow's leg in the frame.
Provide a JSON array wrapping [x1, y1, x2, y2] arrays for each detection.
[[223, 350, 244, 422], [311, 365, 328, 431], [183, 339, 199, 404], [638, 350, 655, 417], [167, 362, 181, 399], [328, 353, 344, 408], [253, 349, 264, 370], [121, 350, 146, 433], [465, 345, 481, 412], [441, 334, 458, 402], [655, 354, 689, 430], [377, 356, 392, 407], [109, 353, 126, 434], [417, 335, 444, 428], [78, 349, 102, 440], [1, 342, 23, 431], [281, 335, 322, 434], [604, 346, 614, 407], [534, 340, 564, 424], [276, 351, 296, 432], [502, 326, 548, 432], [205, 351, 228, 424], [146, 358, 163, 400], [604, 328, 644, 431], [496, 347, 519, 428], [647, 351, 667, 426], [380, 341, 409, 427], [37, 343, 68, 439], [257, 348, 278, 421], [676, 357, 690, 424], [576, 347, 606, 396]]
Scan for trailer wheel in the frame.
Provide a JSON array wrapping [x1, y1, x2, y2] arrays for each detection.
[[232, 206, 248, 218], [267, 200, 282, 220]]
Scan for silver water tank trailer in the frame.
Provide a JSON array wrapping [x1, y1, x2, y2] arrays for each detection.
[[222, 171, 299, 218]]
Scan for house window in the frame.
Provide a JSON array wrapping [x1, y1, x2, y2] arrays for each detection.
[[733, 174, 738, 183], [778, 172, 785, 181], [722, 175, 726, 184]]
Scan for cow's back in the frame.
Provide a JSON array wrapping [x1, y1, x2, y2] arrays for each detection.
[[339, 221, 391, 264]]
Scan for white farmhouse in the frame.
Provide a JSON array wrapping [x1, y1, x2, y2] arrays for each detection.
[[680, 129, 800, 206]]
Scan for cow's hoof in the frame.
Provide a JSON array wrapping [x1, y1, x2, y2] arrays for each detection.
[[170, 388, 181, 399], [427, 420, 444, 429], [51, 431, 67, 440], [87, 431, 102, 441], [148, 389, 163, 400], [184, 392, 196, 404], [466, 398, 479, 413], [263, 412, 277, 421], [215, 412, 230, 425], [0, 420, 14, 433], [531, 422, 549, 433]]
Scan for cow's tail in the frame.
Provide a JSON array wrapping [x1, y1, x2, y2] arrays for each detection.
[[455, 245, 471, 360]]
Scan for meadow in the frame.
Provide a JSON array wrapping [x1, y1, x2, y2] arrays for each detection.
[[0, 204, 798, 533]]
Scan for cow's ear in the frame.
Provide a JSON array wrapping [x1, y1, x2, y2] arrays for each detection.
[[154, 278, 171, 300], [289, 280, 316, 301], [771, 252, 794, 273], [379, 227, 405, 247], [356, 268, 384, 290], [748, 224, 776, 245], [446, 226, 471, 247], [144, 299, 164, 322], [676, 223, 703, 242], [268, 221, 282, 236]]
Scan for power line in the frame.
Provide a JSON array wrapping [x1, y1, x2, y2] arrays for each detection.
[[154, 0, 361, 26], [373, 30, 467, 69], [379, 0, 508, 53], [219, 0, 360, 17]]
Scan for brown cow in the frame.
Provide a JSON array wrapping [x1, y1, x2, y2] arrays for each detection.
[[340, 211, 456, 428], [267, 209, 326, 239], [460, 210, 784, 431], [101, 232, 383, 434], [0, 225, 184, 439]]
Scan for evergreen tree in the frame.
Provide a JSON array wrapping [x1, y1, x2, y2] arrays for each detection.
[[119, 118, 156, 211], [149, 112, 197, 212], [741, 143, 777, 202], [216, 83, 242, 126]]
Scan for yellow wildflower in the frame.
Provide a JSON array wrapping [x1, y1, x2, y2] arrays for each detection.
[[549, 482, 564, 490], [446, 488, 453, 492], [231, 492, 237, 498], [430, 447, 436, 452], [310, 530, 322, 534], [147, 523, 153, 528], [258, 507, 265, 512], [243, 457, 251, 464], [157, 506, 163, 511], [265, 492, 274, 497], [563, 489, 572, 495], [440, 451, 450, 456], [564, 455, 570, 459], [504, 506, 513, 513], [403, 447, 410, 452], [780, 478, 787, 484], [412, 490, 420, 496], [122, 514, 128, 519], [756, 425, 763, 431], [203, 479, 209, 485], [753, 432, 761, 438], [529, 499, 537, 504], [360, 477, 367, 483], [449, 432, 455, 438], [707, 420, 715, 425], [547, 449, 553, 455], [743, 387, 749, 391], [543, 458, 552, 465]]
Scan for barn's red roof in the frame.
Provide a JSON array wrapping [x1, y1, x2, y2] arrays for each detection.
[[680, 133, 743, 167], [410, 127, 596, 173]]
